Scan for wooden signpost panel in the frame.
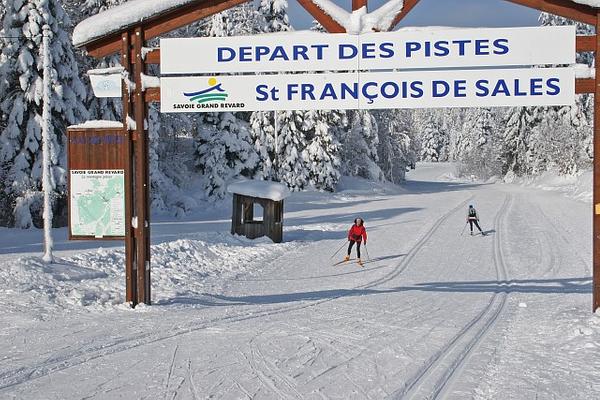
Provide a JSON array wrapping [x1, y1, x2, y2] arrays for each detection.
[[67, 126, 129, 241]]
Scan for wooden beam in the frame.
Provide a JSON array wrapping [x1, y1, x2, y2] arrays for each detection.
[[145, 49, 161, 65], [297, 0, 345, 33], [390, 0, 422, 30], [145, 87, 161, 103], [504, 0, 597, 25], [84, 0, 249, 58], [121, 31, 136, 306], [133, 27, 151, 305], [576, 78, 595, 93], [577, 35, 597, 52], [352, 0, 367, 12], [593, 11, 600, 313]]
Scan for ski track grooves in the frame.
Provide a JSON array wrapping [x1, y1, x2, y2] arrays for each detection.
[[0, 195, 473, 394], [389, 194, 513, 400]]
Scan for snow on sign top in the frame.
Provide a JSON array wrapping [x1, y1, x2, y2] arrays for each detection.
[[68, 120, 125, 129], [73, 0, 201, 47], [227, 180, 291, 201]]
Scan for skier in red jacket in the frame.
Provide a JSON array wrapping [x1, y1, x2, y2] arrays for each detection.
[[344, 218, 368, 266]]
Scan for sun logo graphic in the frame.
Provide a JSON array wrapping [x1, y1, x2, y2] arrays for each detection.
[[183, 77, 228, 104]]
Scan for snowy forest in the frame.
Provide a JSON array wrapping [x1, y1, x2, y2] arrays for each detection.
[[0, 0, 594, 228]]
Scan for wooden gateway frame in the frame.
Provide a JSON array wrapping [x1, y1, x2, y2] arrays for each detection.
[[75, 0, 600, 309]]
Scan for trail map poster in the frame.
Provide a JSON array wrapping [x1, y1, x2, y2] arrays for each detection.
[[70, 170, 125, 238]]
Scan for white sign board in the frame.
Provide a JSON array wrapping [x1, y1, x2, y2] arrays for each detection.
[[70, 170, 125, 238], [160, 26, 575, 74], [161, 68, 574, 112], [89, 73, 122, 98]]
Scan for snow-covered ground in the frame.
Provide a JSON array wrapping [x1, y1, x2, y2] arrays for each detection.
[[0, 163, 598, 399]]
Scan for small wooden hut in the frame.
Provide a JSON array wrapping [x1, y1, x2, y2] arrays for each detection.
[[228, 180, 290, 243]]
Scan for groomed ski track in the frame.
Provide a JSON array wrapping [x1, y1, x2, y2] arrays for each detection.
[[0, 163, 596, 399]]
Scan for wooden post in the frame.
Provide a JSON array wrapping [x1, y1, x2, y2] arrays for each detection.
[[121, 31, 136, 305], [594, 13, 600, 312], [352, 0, 367, 11], [133, 27, 151, 305]]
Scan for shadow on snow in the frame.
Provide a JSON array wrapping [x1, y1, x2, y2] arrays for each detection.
[[163, 276, 591, 307]]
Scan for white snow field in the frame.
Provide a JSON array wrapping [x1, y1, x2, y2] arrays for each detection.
[[1, 163, 599, 399]]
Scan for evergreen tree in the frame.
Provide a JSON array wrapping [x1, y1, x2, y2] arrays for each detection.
[[209, 2, 262, 36], [341, 110, 382, 181], [418, 112, 449, 162], [374, 109, 417, 183], [259, 0, 291, 33], [460, 108, 502, 179], [196, 113, 259, 199], [250, 111, 276, 180], [302, 110, 341, 191], [275, 110, 308, 191], [502, 107, 542, 177], [0, 0, 88, 227]]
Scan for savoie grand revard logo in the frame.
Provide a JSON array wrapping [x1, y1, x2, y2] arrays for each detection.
[[173, 77, 245, 110], [184, 77, 228, 104]]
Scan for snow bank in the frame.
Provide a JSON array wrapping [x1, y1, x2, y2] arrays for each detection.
[[73, 0, 201, 47], [69, 120, 124, 129], [0, 233, 297, 314], [506, 170, 592, 203], [227, 180, 291, 201]]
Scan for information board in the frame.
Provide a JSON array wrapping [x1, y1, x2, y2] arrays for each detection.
[[70, 170, 125, 237], [161, 67, 574, 113], [161, 26, 575, 74], [67, 125, 128, 240]]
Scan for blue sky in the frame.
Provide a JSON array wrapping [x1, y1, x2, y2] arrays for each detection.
[[288, 0, 541, 30]]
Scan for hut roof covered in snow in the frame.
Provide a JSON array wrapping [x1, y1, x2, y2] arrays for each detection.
[[227, 180, 291, 202]]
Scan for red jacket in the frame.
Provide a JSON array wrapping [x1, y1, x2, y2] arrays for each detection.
[[348, 224, 367, 243]]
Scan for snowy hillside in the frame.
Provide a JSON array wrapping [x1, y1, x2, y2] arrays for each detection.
[[0, 163, 598, 399]]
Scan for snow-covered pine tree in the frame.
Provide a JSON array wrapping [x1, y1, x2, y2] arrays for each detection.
[[196, 113, 259, 199], [302, 109, 341, 191], [341, 110, 382, 181], [526, 105, 591, 175], [501, 107, 543, 178], [460, 108, 502, 179], [0, 0, 88, 227], [275, 110, 309, 191], [210, 2, 263, 36], [374, 109, 417, 183], [535, 12, 594, 174], [417, 111, 449, 162], [259, 0, 291, 33], [250, 111, 276, 180]]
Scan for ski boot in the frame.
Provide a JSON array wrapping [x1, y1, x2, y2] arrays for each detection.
[[357, 258, 364, 267], [344, 255, 350, 262]]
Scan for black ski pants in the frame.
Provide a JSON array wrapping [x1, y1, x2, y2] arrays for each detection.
[[468, 219, 483, 233], [348, 240, 361, 258]]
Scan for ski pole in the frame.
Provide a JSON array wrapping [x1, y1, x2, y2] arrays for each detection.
[[330, 240, 347, 259], [364, 244, 371, 261], [460, 221, 468, 236]]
